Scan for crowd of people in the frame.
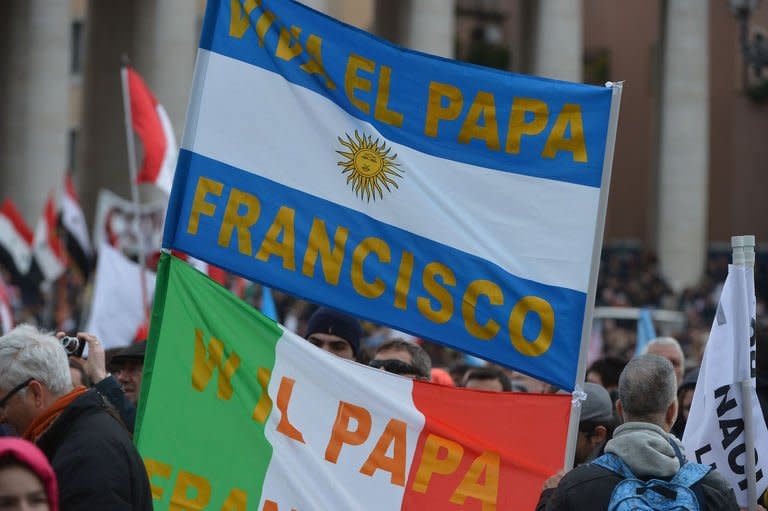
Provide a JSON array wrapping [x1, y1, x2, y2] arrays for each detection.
[[1, 244, 767, 509]]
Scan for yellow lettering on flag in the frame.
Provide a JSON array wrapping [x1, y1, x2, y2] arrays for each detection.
[[191, 329, 241, 400]]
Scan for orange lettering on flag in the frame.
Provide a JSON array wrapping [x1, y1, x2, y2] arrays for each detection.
[[276, 377, 305, 443], [411, 434, 463, 493], [360, 418, 408, 486], [191, 329, 241, 400], [262, 500, 298, 511], [324, 401, 371, 463], [220, 488, 248, 511], [449, 450, 501, 510], [169, 470, 211, 511], [252, 367, 272, 424]]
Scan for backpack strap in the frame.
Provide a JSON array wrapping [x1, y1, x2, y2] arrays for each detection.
[[668, 437, 712, 511], [591, 452, 638, 480]]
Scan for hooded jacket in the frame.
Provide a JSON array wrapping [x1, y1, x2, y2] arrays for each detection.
[[541, 422, 739, 510]]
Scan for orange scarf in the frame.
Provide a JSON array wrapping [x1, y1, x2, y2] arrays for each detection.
[[23, 386, 88, 442]]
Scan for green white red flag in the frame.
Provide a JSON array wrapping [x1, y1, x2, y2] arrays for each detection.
[[136, 253, 572, 510]]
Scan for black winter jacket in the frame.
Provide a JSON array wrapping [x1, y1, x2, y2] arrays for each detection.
[[35, 389, 152, 511], [538, 461, 739, 511], [95, 375, 137, 432]]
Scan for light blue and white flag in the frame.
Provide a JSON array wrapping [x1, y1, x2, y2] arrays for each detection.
[[635, 307, 657, 355], [162, 0, 621, 390]]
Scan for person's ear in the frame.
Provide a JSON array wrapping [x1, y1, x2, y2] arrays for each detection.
[[27, 380, 46, 408], [615, 399, 624, 422], [591, 425, 608, 446], [665, 398, 679, 430]]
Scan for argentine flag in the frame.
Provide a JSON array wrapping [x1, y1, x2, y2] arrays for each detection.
[[162, 0, 621, 390]]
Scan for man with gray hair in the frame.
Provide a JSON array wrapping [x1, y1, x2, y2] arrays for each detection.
[[644, 336, 686, 385], [543, 354, 738, 510], [0, 324, 151, 510], [371, 338, 432, 380]]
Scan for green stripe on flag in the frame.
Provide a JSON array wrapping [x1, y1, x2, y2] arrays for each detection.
[[136, 253, 283, 509]]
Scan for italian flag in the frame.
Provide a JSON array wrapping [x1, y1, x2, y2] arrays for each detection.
[[137, 253, 571, 510]]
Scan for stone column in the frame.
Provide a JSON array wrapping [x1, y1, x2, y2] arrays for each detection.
[[531, 0, 583, 82], [656, 0, 709, 292], [0, 1, 70, 222], [402, 0, 455, 58], [78, 0, 199, 222], [301, 0, 330, 14], [132, 0, 198, 143], [131, 0, 198, 205], [76, 1, 135, 225]]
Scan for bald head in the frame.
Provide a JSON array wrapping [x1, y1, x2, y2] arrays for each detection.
[[618, 354, 677, 428]]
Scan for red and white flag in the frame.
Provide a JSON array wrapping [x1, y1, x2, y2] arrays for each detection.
[[0, 200, 33, 279], [60, 174, 93, 277], [125, 66, 177, 195], [0, 279, 13, 334], [32, 193, 66, 283]]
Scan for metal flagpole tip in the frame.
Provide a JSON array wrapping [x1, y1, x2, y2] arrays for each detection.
[[121, 54, 131, 68]]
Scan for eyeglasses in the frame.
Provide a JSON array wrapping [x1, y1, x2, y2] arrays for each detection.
[[0, 378, 33, 409], [369, 359, 423, 378]]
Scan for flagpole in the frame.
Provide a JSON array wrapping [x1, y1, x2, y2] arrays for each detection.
[[734, 235, 758, 511], [563, 82, 624, 471], [120, 57, 150, 322]]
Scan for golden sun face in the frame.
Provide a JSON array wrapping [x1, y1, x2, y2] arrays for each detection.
[[336, 131, 403, 202]]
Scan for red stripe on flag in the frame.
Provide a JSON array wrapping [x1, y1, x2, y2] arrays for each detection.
[[64, 173, 80, 203], [127, 67, 168, 184], [1, 200, 34, 245], [402, 384, 570, 511], [44, 194, 65, 262]]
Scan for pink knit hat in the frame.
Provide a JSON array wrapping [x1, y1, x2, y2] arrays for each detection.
[[0, 437, 58, 511]]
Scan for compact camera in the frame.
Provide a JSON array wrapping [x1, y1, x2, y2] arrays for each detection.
[[61, 335, 86, 358]]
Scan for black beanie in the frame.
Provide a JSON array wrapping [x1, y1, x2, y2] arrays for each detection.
[[305, 307, 363, 356]]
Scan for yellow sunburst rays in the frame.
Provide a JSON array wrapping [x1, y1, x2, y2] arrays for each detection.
[[336, 130, 403, 202]]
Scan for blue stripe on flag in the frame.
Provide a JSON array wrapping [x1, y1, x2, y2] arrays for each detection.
[[165, 150, 585, 390], [635, 307, 657, 356], [198, 0, 612, 188]]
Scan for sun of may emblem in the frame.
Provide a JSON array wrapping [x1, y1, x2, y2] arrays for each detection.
[[336, 130, 403, 202]]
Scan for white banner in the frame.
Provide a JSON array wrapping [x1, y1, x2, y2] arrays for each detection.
[[85, 243, 156, 349], [683, 264, 768, 505], [93, 189, 166, 259]]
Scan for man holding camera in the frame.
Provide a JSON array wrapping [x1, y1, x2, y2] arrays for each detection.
[[0, 324, 152, 510]]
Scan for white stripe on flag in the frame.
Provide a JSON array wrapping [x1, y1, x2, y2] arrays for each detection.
[[32, 214, 65, 282], [185, 50, 600, 293], [0, 282, 12, 335], [260, 330, 424, 509], [155, 104, 178, 195], [62, 190, 92, 255], [0, 216, 32, 274]]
